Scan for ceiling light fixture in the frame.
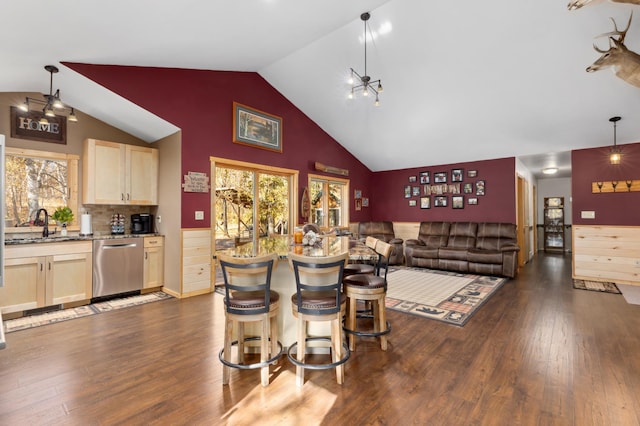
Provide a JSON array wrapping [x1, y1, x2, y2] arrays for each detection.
[[348, 12, 383, 106], [609, 116, 621, 165], [542, 167, 558, 175], [18, 65, 78, 123]]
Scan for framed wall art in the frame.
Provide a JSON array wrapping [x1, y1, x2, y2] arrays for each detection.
[[354, 189, 362, 199], [362, 197, 369, 207], [451, 168, 463, 182], [404, 185, 411, 198], [409, 175, 417, 183], [233, 102, 283, 153], [434, 195, 447, 207], [476, 180, 486, 196], [434, 172, 447, 183], [468, 197, 478, 205], [420, 196, 430, 209], [409, 199, 417, 207], [467, 170, 478, 178], [412, 186, 421, 196], [355, 198, 362, 211], [452, 195, 464, 209], [463, 183, 473, 194], [419, 171, 430, 184]]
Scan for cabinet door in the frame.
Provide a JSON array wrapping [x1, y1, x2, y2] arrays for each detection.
[[50, 253, 93, 305], [126, 145, 158, 205], [83, 139, 126, 204], [0, 257, 44, 314], [143, 236, 164, 288]]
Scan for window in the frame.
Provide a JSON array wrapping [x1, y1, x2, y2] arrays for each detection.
[[211, 157, 298, 250], [308, 174, 349, 229], [5, 148, 79, 229]]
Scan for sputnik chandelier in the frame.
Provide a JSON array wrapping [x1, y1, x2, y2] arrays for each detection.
[[348, 12, 383, 106], [18, 65, 78, 124]]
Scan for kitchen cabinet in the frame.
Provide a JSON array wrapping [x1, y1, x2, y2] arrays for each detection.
[[143, 236, 164, 289], [83, 138, 159, 205], [544, 197, 564, 253], [0, 241, 93, 314]]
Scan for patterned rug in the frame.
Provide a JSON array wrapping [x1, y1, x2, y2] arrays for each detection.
[[3, 291, 173, 333], [573, 279, 621, 294], [385, 268, 507, 326]]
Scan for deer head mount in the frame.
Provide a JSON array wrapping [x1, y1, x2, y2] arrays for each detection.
[[586, 13, 640, 88], [568, 0, 640, 11]]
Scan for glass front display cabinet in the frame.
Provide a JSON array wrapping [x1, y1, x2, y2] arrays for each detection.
[[544, 197, 564, 253]]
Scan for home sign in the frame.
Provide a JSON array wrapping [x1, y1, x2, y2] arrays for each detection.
[[10, 106, 67, 144]]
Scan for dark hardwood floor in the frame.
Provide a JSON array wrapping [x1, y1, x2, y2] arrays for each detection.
[[1, 253, 640, 425]]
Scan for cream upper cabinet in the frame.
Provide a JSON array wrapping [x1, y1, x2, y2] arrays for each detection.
[[83, 139, 158, 205]]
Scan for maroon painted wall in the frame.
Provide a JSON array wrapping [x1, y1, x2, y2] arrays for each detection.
[[63, 63, 373, 228], [370, 157, 517, 223], [572, 142, 640, 225]]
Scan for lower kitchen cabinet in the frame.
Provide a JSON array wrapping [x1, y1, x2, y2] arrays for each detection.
[[143, 236, 164, 289], [1, 241, 93, 314]]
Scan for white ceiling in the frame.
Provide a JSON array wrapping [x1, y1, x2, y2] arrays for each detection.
[[3, 0, 640, 178]]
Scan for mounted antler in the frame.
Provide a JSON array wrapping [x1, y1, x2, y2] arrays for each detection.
[[568, 0, 640, 11], [587, 13, 640, 88]]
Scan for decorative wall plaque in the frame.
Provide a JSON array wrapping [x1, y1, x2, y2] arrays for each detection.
[[182, 171, 210, 193], [10, 106, 66, 144]]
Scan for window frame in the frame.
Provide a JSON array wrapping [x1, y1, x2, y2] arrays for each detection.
[[4, 147, 79, 235], [308, 173, 350, 230]]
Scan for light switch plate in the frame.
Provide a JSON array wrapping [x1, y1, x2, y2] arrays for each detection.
[[195, 211, 204, 220], [581, 211, 595, 219]]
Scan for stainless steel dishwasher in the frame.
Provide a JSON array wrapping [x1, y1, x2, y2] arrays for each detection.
[[93, 238, 144, 298]]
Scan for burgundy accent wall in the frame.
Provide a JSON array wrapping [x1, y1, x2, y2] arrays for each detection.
[[63, 63, 372, 228], [370, 157, 517, 223], [572, 142, 640, 225]]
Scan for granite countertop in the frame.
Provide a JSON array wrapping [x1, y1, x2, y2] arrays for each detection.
[[4, 233, 161, 245]]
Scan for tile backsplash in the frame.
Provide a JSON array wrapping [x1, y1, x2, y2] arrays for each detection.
[[81, 205, 158, 235]]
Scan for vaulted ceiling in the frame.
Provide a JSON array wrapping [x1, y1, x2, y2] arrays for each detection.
[[3, 0, 640, 178]]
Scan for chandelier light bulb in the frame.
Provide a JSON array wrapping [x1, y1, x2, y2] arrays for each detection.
[[375, 95, 380, 107], [377, 82, 383, 93], [19, 98, 29, 112], [44, 104, 55, 117], [363, 89, 368, 97], [52, 98, 64, 109]]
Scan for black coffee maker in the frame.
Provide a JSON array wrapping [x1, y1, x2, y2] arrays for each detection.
[[131, 213, 154, 234]]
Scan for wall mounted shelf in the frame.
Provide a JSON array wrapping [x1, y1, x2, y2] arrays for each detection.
[[591, 179, 640, 193]]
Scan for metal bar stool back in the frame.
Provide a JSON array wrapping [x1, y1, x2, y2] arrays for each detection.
[[288, 252, 351, 387], [218, 253, 283, 387]]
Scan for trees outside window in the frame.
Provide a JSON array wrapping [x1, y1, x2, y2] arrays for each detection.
[[308, 174, 349, 229]]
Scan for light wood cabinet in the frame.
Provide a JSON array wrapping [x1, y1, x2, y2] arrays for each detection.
[[1, 241, 93, 314], [143, 236, 164, 289], [83, 139, 159, 205]]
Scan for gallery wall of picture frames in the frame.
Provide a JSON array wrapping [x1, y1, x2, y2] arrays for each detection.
[[405, 168, 485, 209]]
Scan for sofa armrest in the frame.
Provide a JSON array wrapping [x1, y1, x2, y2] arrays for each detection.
[[389, 237, 404, 244], [405, 239, 424, 246], [500, 244, 520, 252]]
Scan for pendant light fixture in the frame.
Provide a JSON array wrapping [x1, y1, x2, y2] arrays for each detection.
[[348, 12, 383, 106], [609, 116, 621, 165], [18, 65, 78, 123]]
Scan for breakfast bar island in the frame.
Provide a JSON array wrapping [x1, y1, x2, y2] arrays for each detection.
[[216, 235, 377, 348]]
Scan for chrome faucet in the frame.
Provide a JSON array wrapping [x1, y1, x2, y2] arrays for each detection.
[[35, 208, 49, 237]]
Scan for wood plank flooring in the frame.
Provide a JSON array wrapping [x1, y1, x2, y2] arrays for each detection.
[[1, 253, 640, 425]]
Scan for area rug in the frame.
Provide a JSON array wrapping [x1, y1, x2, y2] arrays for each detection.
[[3, 291, 172, 333], [385, 268, 507, 326], [573, 279, 621, 294]]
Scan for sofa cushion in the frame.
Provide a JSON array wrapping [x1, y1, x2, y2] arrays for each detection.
[[446, 222, 478, 249], [417, 221, 450, 248], [409, 246, 439, 259], [467, 248, 503, 264], [475, 223, 517, 251], [438, 247, 468, 261]]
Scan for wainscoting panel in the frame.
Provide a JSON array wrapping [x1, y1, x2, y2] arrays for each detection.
[[573, 225, 640, 286]]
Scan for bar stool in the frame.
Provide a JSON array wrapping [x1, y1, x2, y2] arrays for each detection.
[[343, 239, 393, 351], [288, 252, 351, 387], [343, 236, 377, 277], [217, 253, 283, 387]]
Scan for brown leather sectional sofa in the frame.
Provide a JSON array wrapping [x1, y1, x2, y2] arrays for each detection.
[[404, 222, 520, 278], [357, 221, 404, 265]]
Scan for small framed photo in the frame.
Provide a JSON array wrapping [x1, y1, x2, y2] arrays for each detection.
[[476, 180, 486, 196], [412, 186, 421, 196], [409, 175, 417, 183], [434, 195, 448, 207], [404, 185, 411, 198], [468, 197, 478, 205], [354, 189, 362, 199], [452, 196, 464, 209], [434, 172, 447, 183], [419, 171, 430, 184], [463, 183, 473, 194], [451, 168, 463, 182], [409, 199, 417, 207], [420, 196, 430, 209], [355, 198, 362, 211], [362, 197, 369, 207], [467, 170, 478, 178]]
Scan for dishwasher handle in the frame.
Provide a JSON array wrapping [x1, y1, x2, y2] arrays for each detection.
[[101, 243, 138, 249]]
